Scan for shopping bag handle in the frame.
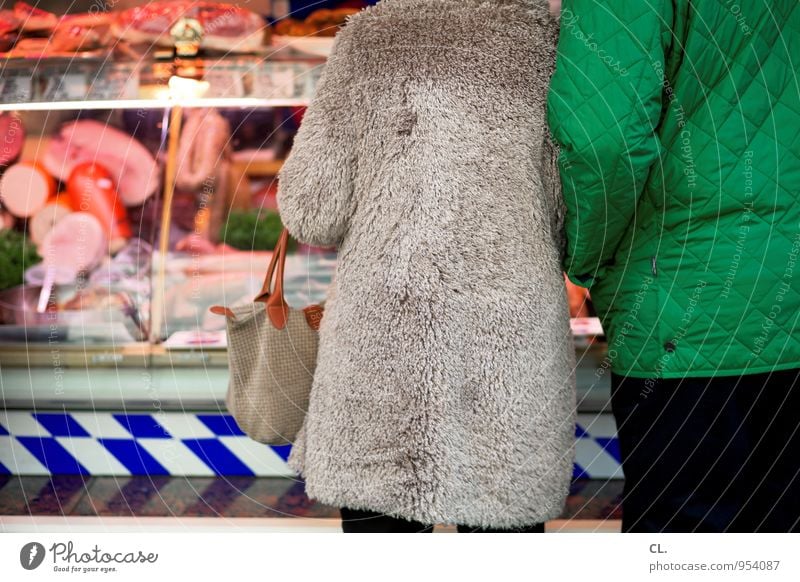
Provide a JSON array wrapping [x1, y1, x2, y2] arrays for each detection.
[[252, 228, 290, 330]]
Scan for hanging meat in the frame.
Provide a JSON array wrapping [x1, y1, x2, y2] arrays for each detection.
[[111, 1, 267, 54], [175, 108, 232, 244]]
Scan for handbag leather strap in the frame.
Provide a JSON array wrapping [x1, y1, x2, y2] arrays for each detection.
[[253, 228, 290, 330]]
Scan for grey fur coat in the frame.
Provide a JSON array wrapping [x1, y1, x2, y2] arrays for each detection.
[[277, 0, 576, 528]]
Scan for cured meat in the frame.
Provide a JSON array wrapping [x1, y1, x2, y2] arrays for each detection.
[[42, 120, 160, 207], [0, 162, 56, 218], [0, 113, 25, 166], [111, 1, 266, 53], [48, 25, 103, 53], [13, 2, 57, 33], [0, 10, 19, 36]]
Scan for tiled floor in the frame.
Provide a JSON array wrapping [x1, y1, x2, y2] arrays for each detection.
[[0, 475, 623, 530]]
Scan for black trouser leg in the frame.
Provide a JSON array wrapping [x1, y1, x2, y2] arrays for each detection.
[[339, 507, 546, 533], [742, 367, 800, 532], [340, 507, 434, 533], [610, 373, 754, 532], [456, 522, 545, 533]]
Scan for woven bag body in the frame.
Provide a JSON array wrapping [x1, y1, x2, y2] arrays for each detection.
[[211, 229, 323, 445]]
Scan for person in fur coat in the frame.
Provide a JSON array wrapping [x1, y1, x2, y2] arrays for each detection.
[[277, 0, 576, 532]]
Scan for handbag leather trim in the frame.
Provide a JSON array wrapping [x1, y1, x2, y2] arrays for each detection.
[[209, 305, 236, 320], [303, 304, 324, 331]]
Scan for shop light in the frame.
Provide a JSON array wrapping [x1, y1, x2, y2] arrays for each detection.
[[166, 75, 210, 101]]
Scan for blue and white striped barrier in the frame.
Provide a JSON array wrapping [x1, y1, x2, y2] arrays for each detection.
[[0, 411, 622, 479]]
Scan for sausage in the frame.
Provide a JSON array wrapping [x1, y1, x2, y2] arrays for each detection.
[[0, 161, 56, 218]]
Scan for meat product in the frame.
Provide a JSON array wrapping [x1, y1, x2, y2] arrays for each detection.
[[0, 10, 19, 36], [111, 1, 266, 54], [0, 161, 56, 218], [29, 197, 71, 245], [175, 108, 231, 190], [67, 162, 132, 242], [43, 120, 160, 207], [13, 2, 57, 33], [57, 12, 113, 30], [48, 25, 103, 53], [0, 113, 25, 166], [40, 212, 106, 277]]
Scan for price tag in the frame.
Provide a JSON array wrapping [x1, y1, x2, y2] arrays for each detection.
[[253, 64, 299, 99], [306, 64, 325, 98], [0, 72, 33, 103], [87, 66, 140, 101], [41, 72, 88, 102], [203, 67, 245, 98]]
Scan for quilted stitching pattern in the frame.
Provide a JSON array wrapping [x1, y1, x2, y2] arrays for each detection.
[[548, 0, 800, 377]]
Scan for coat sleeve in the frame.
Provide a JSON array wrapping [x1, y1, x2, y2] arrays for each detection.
[[546, 0, 673, 287], [541, 128, 566, 264], [277, 27, 359, 248]]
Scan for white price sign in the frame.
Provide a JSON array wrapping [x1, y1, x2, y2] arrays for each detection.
[[0, 73, 32, 102], [253, 64, 298, 99], [203, 67, 245, 98], [42, 72, 87, 102]]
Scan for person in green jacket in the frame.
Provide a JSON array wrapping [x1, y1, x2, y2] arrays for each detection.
[[548, 1, 800, 532]]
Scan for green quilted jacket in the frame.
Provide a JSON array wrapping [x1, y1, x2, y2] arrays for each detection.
[[547, 0, 800, 378]]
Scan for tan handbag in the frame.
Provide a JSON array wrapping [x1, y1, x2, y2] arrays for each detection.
[[210, 229, 324, 445]]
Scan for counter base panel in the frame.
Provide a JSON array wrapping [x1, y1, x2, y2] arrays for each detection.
[[0, 411, 623, 479]]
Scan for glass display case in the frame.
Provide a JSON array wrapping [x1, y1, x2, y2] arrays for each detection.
[[0, 52, 335, 407]]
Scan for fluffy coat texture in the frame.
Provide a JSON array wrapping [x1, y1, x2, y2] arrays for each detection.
[[277, 0, 576, 528]]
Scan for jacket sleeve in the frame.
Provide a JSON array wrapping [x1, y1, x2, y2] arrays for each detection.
[[546, 0, 673, 287], [277, 26, 358, 248]]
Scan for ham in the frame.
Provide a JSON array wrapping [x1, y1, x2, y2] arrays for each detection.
[[111, 1, 266, 53], [42, 120, 160, 207], [0, 162, 55, 218]]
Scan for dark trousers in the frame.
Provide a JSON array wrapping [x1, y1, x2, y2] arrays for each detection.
[[611, 367, 800, 532], [340, 507, 545, 533]]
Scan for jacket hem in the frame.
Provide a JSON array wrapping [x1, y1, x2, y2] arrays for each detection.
[[615, 360, 800, 379]]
